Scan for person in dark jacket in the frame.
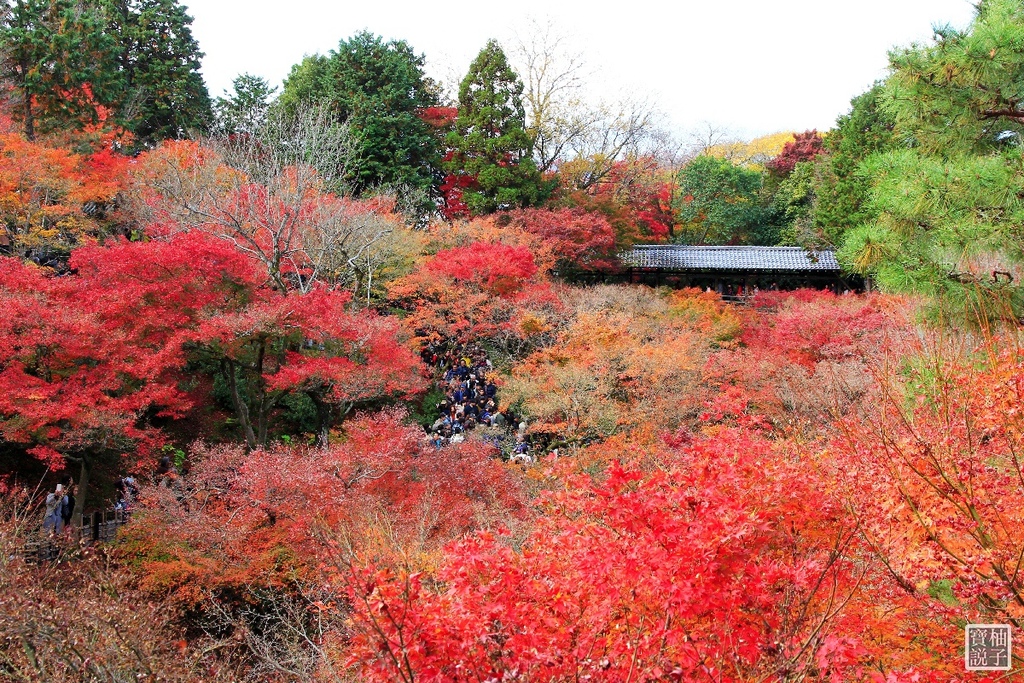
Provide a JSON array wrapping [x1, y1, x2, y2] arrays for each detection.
[[61, 484, 77, 532]]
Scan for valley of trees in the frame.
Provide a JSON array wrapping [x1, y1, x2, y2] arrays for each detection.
[[3, 0, 1024, 680]]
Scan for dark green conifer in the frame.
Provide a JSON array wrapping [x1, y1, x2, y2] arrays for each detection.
[[445, 39, 545, 215]]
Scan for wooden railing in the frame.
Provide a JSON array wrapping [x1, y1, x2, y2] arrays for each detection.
[[720, 294, 752, 305], [22, 508, 129, 562]]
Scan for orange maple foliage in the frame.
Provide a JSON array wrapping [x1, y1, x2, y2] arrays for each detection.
[[835, 334, 1024, 631], [0, 131, 129, 257], [502, 286, 740, 444], [388, 223, 561, 350]]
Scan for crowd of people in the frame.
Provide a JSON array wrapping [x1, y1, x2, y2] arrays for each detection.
[[419, 341, 533, 463], [38, 342, 533, 535], [41, 481, 76, 537], [38, 475, 137, 539]]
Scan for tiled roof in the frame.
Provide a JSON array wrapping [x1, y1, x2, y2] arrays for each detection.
[[621, 245, 840, 272]]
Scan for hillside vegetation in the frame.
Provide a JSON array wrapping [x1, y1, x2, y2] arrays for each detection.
[[2, 1, 1024, 680]]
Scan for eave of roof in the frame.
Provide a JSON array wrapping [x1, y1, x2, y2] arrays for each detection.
[[621, 245, 841, 272]]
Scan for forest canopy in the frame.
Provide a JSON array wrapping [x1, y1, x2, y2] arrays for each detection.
[[3, 1, 1024, 681]]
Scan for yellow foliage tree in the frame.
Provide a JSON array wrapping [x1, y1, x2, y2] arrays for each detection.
[[706, 131, 796, 170]]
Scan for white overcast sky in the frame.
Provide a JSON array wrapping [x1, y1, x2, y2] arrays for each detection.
[[184, 0, 977, 139]]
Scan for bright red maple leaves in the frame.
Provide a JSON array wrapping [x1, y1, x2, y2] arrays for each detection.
[[498, 207, 618, 271], [767, 130, 825, 176], [345, 427, 868, 682], [428, 242, 538, 297], [0, 229, 424, 470], [389, 235, 559, 346], [123, 409, 524, 606], [0, 254, 178, 469]]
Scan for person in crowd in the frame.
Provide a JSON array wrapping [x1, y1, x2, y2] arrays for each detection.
[[510, 437, 532, 464], [156, 455, 172, 478], [156, 455, 181, 489], [425, 340, 534, 458], [42, 483, 65, 536], [61, 483, 77, 534], [115, 475, 140, 514]]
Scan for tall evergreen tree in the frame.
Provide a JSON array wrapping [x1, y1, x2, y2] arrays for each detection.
[[100, 0, 211, 144], [812, 85, 895, 241], [0, 0, 209, 143], [840, 0, 1024, 318], [0, 0, 120, 140], [444, 39, 545, 216], [280, 31, 440, 197], [214, 73, 277, 136], [774, 85, 897, 249]]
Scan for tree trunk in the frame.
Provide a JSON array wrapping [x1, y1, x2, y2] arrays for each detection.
[[23, 96, 34, 141], [309, 392, 333, 448], [20, 60, 34, 141], [254, 340, 270, 448], [257, 398, 269, 448], [223, 358, 257, 449], [71, 455, 90, 528], [256, 392, 284, 449]]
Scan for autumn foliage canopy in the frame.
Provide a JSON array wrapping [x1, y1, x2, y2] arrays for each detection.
[[6, 8, 1024, 680]]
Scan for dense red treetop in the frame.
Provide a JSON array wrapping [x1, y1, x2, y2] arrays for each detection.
[[497, 207, 618, 271], [766, 130, 825, 176], [428, 242, 538, 297]]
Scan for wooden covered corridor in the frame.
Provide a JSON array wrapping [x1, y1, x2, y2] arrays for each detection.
[[619, 245, 861, 295]]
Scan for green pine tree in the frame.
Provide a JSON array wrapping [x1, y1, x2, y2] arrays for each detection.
[[840, 0, 1024, 318], [101, 0, 212, 144], [445, 39, 546, 216], [214, 73, 278, 136], [0, 0, 120, 140], [280, 31, 441, 199]]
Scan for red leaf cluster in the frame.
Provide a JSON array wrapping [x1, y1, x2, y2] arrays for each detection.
[[418, 106, 458, 129], [428, 242, 538, 297], [439, 171, 475, 221], [497, 207, 618, 271], [345, 427, 869, 681], [766, 130, 825, 176], [0, 230, 424, 472]]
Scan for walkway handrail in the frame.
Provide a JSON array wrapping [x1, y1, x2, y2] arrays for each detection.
[[22, 508, 129, 562]]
